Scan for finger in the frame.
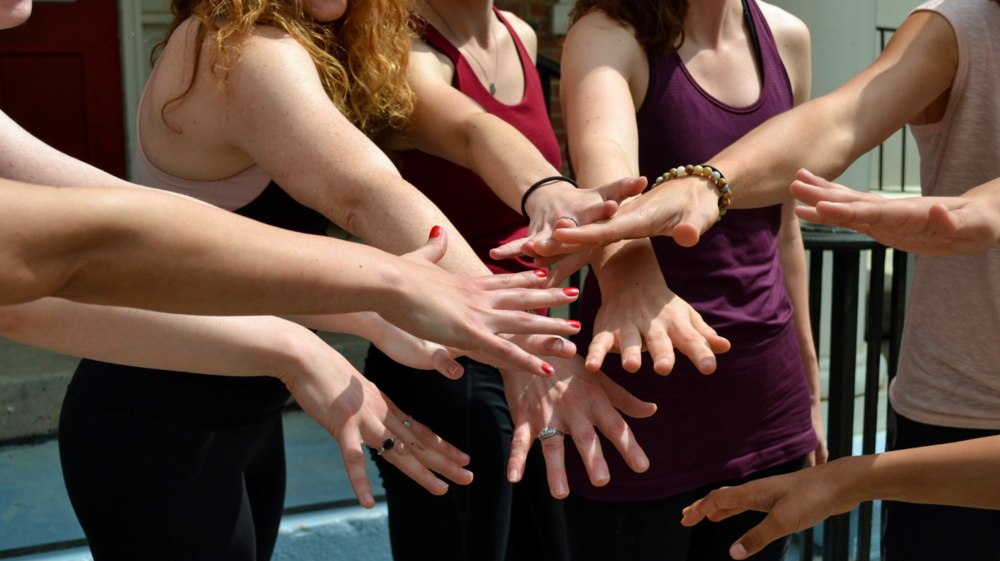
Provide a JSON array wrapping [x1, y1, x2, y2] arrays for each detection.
[[553, 221, 630, 247], [594, 401, 649, 474], [688, 309, 731, 354], [477, 333, 556, 376], [533, 254, 562, 269], [338, 428, 376, 508], [928, 203, 962, 237], [508, 422, 533, 483], [598, 373, 658, 418], [619, 325, 644, 373], [381, 393, 471, 467], [429, 346, 465, 380], [534, 334, 579, 359], [730, 516, 788, 559], [574, 200, 620, 225], [569, 422, 610, 487], [531, 236, 592, 257], [597, 176, 648, 204], [680, 487, 741, 526], [476, 269, 549, 290], [670, 315, 717, 374], [486, 311, 580, 336], [545, 250, 596, 287], [708, 507, 749, 522], [540, 432, 570, 499], [490, 236, 530, 260], [406, 226, 448, 264], [671, 203, 719, 248], [384, 414, 474, 485], [490, 286, 581, 310], [367, 423, 451, 496], [586, 332, 615, 372], [643, 325, 675, 376]]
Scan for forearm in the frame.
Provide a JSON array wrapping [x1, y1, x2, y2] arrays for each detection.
[[708, 96, 856, 209], [845, 436, 1000, 508], [778, 203, 820, 399], [0, 299, 316, 378], [462, 113, 561, 212], [284, 311, 383, 340], [0, 180, 416, 316]]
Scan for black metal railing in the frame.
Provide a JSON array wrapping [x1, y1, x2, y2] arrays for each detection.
[[801, 225, 908, 561], [537, 55, 912, 561], [876, 27, 909, 193]]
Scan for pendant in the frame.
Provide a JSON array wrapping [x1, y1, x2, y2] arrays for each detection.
[[489, 83, 497, 95]]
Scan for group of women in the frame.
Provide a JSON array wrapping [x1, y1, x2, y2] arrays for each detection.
[[2, 0, 1000, 559]]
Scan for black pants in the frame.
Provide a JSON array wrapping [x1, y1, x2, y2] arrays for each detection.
[[364, 346, 569, 561], [564, 457, 805, 561], [881, 409, 1000, 561], [59, 391, 286, 561]]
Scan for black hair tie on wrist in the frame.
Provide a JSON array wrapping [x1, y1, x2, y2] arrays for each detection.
[[521, 176, 579, 222]]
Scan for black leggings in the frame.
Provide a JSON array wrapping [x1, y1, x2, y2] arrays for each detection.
[[59, 391, 286, 561], [881, 409, 1000, 561], [564, 457, 806, 561], [364, 346, 569, 561]]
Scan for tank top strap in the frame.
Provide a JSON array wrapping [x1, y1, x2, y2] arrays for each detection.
[[492, 8, 542, 96], [745, 0, 793, 102]]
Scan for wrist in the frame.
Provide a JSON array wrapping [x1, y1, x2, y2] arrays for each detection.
[[834, 455, 879, 505], [521, 176, 578, 221], [523, 180, 577, 219]]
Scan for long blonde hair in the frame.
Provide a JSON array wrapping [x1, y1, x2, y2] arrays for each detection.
[[154, 0, 416, 139]]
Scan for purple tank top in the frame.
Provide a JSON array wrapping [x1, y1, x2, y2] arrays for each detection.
[[566, 0, 816, 501]]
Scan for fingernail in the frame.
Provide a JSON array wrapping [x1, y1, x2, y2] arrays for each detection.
[[448, 364, 462, 377], [563, 288, 579, 297], [731, 543, 748, 559], [636, 456, 649, 470], [430, 225, 442, 238], [437, 479, 449, 490], [541, 363, 555, 375], [509, 468, 519, 481], [534, 270, 547, 278], [553, 482, 567, 497], [595, 469, 609, 483], [364, 492, 374, 505], [568, 320, 581, 329], [700, 358, 716, 371], [544, 338, 562, 351]]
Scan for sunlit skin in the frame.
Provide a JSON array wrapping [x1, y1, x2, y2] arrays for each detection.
[[0, 0, 30, 29]]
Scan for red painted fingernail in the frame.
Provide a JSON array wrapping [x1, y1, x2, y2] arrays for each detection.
[[563, 288, 579, 297], [568, 320, 581, 329], [533, 270, 547, 278], [541, 363, 555, 374], [430, 226, 443, 238]]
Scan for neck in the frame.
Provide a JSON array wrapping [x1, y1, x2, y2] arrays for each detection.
[[684, 0, 744, 47], [421, 0, 495, 45]]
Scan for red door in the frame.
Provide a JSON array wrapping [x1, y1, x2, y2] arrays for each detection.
[[0, 0, 127, 178]]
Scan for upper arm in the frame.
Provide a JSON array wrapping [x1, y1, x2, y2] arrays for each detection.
[[561, 11, 647, 180], [759, 2, 811, 106], [503, 11, 538, 64]]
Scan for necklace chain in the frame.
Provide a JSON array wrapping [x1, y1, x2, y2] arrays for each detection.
[[423, 0, 500, 95]]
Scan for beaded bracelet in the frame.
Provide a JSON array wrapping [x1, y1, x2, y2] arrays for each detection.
[[652, 165, 732, 221]]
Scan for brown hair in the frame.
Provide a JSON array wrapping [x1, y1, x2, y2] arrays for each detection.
[[154, 0, 416, 139], [570, 0, 688, 55]]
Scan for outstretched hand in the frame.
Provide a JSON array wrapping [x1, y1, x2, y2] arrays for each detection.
[[275, 340, 474, 509], [543, 174, 721, 255], [680, 458, 862, 559], [501, 355, 657, 498], [381, 228, 582, 377], [792, 169, 1000, 256]]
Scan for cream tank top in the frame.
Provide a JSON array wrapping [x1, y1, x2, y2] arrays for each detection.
[[890, 0, 1000, 429]]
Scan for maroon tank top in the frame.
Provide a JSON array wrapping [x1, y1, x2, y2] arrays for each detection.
[[566, 0, 817, 501], [396, 9, 562, 275]]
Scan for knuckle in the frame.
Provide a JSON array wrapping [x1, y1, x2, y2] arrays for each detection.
[[576, 430, 598, 446], [541, 438, 563, 453]]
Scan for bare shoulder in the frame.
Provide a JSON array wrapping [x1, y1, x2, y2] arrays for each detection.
[[757, 2, 810, 57], [235, 24, 317, 74], [500, 10, 538, 62], [563, 9, 645, 75]]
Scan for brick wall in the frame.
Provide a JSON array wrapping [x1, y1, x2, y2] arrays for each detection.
[[496, 0, 570, 172]]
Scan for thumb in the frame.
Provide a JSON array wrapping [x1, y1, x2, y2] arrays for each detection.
[[730, 517, 783, 559], [598, 176, 649, 204], [407, 225, 448, 264]]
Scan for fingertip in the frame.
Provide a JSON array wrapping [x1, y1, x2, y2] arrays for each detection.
[[446, 363, 464, 379], [653, 359, 673, 376], [634, 454, 650, 472], [731, 542, 748, 560], [698, 358, 717, 375], [585, 356, 602, 372]]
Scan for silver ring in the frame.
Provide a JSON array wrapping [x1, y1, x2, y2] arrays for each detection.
[[539, 427, 564, 441], [377, 435, 398, 456], [558, 215, 580, 227], [403, 416, 413, 429]]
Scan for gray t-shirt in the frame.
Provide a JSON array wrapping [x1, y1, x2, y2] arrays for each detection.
[[890, 0, 1000, 429]]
